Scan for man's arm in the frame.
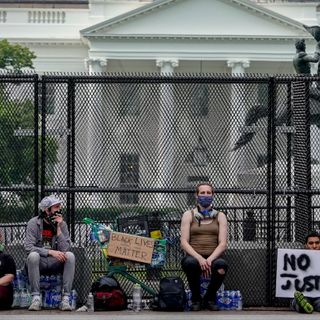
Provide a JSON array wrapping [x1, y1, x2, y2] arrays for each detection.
[[56, 221, 71, 252], [24, 218, 49, 257], [0, 254, 16, 286], [0, 274, 15, 286]]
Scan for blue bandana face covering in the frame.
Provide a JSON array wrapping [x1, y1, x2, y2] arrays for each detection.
[[197, 195, 213, 208]]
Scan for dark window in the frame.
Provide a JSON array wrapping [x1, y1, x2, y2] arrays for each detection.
[[257, 83, 268, 107], [119, 83, 141, 117], [39, 83, 55, 114], [192, 84, 208, 117], [120, 153, 139, 204]]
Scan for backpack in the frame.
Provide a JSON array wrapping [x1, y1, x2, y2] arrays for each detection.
[[91, 275, 127, 311], [156, 276, 186, 311]]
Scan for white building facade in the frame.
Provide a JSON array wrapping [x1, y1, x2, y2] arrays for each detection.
[[0, 0, 319, 75]]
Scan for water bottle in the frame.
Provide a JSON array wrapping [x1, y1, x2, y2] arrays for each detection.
[[184, 289, 192, 311], [12, 289, 20, 308], [20, 289, 29, 308], [200, 275, 210, 298], [132, 283, 142, 312], [49, 275, 57, 290], [45, 290, 53, 309], [230, 290, 236, 310], [87, 292, 94, 312], [71, 289, 78, 310], [17, 270, 25, 290], [56, 275, 62, 292], [236, 290, 243, 310], [224, 290, 232, 311]]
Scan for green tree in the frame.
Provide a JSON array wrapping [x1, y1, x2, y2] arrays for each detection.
[[0, 41, 58, 222], [0, 39, 36, 71]]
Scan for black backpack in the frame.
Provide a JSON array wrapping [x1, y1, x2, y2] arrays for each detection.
[[156, 276, 186, 311], [91, 276, 127, 311]]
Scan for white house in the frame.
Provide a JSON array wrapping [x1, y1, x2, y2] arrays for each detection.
[[0, 0, 319, 74], [2, 0, 320, 217]]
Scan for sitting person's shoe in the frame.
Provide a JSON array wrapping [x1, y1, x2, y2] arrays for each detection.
[[294, 291, 314, 314], [59, 295, 72, 311], [203, 300, 219, 311], [28, 296, 42, 311], [191, 301, 201, 311]]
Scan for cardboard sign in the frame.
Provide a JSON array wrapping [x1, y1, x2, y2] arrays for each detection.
[[276, 248, 320, 298], [107, 231, 155, 264]]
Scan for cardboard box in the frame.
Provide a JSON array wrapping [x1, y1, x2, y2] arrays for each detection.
[[107, 231, 155, 264]]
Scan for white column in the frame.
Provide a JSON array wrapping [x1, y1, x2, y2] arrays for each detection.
[[83, 58, 107, 206], [84, 57, 108, 74], [227, 59, 250, 206], [156, 58, 179, 206], [156, 58, 179, 74]]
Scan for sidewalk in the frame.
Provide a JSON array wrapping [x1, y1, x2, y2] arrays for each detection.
[[0, 309, 319, 320]]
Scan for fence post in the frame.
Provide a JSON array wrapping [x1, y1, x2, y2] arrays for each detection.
[[292, 78, 312, 242], [266, 76, 276, 306]]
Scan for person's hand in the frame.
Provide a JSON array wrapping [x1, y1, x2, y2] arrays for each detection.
[[197, 256, 211, 278], [49, 250, 67, 262], [52, 213, 63, 225]]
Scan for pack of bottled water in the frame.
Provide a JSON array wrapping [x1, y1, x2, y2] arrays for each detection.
[[216, 289, 242, 311], [12, 270, 69, 309]]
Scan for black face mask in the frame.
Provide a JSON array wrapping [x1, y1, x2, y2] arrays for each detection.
[[48, 209, 62, 223]]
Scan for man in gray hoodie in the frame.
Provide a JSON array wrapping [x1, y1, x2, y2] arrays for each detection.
[[24, 195, 75, 311]]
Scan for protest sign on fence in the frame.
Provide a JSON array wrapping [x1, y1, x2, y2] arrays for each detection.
[[107, 231, 155, 264], [276, 248, 320, 298]]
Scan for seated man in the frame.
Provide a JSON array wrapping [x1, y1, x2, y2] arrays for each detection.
[[291, 230, 320, 313], [0, 231, 16, 310], [24, 195, 75, 311]]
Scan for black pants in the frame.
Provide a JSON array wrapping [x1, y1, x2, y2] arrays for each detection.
[[0, 285, 13, 310], [181, 255, 228, 303]]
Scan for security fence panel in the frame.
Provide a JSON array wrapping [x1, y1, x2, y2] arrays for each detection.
[[0, 74, 39, 220], [1, 73, 319, 307]]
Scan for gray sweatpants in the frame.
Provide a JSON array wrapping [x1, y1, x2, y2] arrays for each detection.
[[26, 251, 75, 297]]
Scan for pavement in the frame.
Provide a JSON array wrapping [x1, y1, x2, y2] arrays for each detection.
[[1, 308, 320, 320]]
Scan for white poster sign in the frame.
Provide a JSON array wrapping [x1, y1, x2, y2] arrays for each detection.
[[276, 249, 320, 298]]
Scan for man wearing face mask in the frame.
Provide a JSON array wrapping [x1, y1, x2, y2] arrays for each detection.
[[181, 183, 228, 311], [0, 231, 16, 309], [24, 195, 75, 311]]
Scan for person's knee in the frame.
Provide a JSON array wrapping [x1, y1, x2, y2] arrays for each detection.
[[181, 256, 200, 272], [65, 252, 75, 265], [211, 258, 228, 274], [27, 252, 40, 266], [217, 268, 225, 275]]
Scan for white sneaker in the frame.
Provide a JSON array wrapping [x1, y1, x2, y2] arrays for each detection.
[[28, 296, 42, 311], [59, 296, 72, 311]]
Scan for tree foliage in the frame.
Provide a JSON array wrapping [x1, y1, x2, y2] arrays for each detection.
[[0, 39, 36, 71]]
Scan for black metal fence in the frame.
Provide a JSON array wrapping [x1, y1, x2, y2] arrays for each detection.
[[1, 72, 320, 307]]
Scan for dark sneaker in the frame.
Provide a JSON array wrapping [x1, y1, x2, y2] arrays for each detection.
[[191, 301, 201, 311], [294, 291, 313, 314], [203, 300, 219, 311]]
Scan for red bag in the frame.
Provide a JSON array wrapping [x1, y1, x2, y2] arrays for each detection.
[[94, 288, 127, 311]]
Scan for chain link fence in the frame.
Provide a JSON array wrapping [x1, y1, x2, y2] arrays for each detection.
[[0, 73, 319, 306]]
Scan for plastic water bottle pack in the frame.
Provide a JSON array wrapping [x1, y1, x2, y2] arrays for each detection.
[[216, 290, 243, 311]]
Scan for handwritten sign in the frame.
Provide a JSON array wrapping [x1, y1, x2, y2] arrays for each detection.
[[107, 231, 155, 264], [276, 249, 320, 298]]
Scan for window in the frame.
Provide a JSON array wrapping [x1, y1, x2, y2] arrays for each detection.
[[119, 83, 141, 117], [120, 153, 140, 204], [192, 84, 208, 117], [39, 83, 55, 114]]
